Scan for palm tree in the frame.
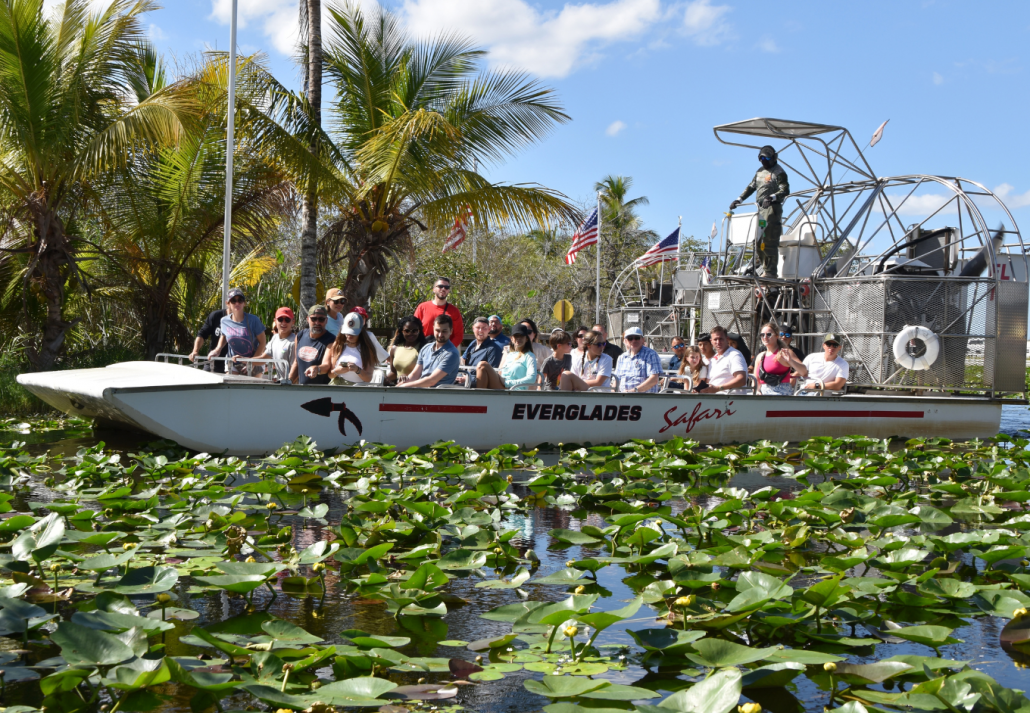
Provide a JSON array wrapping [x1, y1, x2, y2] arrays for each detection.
[[91, 51, 294, 359], [0, 0, 194, 370], [589, 174, 657, 305], [297, 0, 322, 316], [317, 2, 579, 309]]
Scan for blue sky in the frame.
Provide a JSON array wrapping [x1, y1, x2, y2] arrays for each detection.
[[133, 0, 1029, 243]]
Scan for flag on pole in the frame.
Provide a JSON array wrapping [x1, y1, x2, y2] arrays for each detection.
[[442, 206, 472, 253], [700, 255, 712, 285], [565, 208, 599, 264], [634, 228, 680, 268], [870, 119, 889, 147], [710, 222, 719, 240]]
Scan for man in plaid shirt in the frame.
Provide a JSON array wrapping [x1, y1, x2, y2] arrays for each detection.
[[614, 327, 663, 394]]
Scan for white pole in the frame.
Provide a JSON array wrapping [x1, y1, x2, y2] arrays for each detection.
[[472, 156, 478, 264], [595, 191, 602, 327], [220, 0, 238, 306]]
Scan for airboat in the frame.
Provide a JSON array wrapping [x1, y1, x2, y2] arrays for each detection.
[[17, 118, 1028, 455]]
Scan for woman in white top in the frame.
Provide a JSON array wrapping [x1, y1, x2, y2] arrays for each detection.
[[258, 306, 297, 377], [559, 330, 612, 391], [320, 312, 379, 384]]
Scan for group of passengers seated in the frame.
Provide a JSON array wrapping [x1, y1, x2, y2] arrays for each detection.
[[661, 323, 847, 395], [187, 281, 847, 394]]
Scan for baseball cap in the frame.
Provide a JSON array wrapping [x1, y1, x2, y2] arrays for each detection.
[[325, 288, 344, 301], [352, 306, 369, 320], [275, 307, 294, 320], [342, 312, 363, 336], [823, 333, 841, 345], [488, 314, 502, 322], [511, 324, 530, 337], [226, 287, 245, 302], [625, 327, 644, 337], [308, 304, 328, 317], [697, 332, 711, 343]]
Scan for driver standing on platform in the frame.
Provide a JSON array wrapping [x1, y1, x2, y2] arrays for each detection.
[[729, 145, 790, 278]]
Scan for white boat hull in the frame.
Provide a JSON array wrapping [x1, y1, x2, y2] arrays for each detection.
[[18, 362, 1003, 455]]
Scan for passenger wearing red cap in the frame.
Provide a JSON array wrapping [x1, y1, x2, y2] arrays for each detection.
[[258, 306, 297, 376]]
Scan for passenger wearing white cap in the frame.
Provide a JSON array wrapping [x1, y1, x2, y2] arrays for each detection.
[[320, 312, 379, 384], [613, 327, 663, 394]]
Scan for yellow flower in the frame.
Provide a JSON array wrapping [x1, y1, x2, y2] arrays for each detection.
[[673, 595, 694, 608], [312, 562, 326, 573], [266, 502, 278, 510], [823, 662, 837, 673], [566, 560, 575, 568], [575, 585, 586, 594], [246, 556, 257, 563], [156, 593, 172, 604], [739, 704, 762, 713], [1013, 607, 1028, 620], [563, 626, 578, 638]]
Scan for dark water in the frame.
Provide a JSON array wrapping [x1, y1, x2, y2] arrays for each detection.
[[3, 404, 1030, 712]]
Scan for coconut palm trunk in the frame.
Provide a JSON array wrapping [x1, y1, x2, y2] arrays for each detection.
[[298, 0, 322, 317]]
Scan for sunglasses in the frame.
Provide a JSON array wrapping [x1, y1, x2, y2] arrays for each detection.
[[672, 344, 686, 349], [277, 316, 292, 322], [309, 316, 326, 322], [825, 342, 841, 347], [625, 335, 642, 342], [435, 285, 451, 290], [402, 327, 420, 333], [760, 332, 775, 338], [780, 332, 792, 338], [228, 297, 245, 304], [330, 298, 345, 304]]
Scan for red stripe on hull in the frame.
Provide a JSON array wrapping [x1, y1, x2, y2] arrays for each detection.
[[766, 410, 924, 419], [380, 404, 488, 414]]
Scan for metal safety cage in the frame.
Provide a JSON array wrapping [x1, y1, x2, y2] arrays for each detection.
[[607, 117, 1029, 397]]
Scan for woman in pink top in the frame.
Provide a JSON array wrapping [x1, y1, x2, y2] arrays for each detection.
[[754, 322, 793, 395]]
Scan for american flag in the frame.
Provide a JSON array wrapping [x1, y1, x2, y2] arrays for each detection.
[[700, 255, 712, 284], [442, 206, 472, 253], [634, 227, 680, 268], [565, 208, 599, 264]]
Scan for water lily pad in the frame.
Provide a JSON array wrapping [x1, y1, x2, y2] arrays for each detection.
[[644, 667, 741, 713], [467, 633, 517, 651], [194, 574, 269, 594], [686, 639, 779, 667], [524, 675, 609, 698]]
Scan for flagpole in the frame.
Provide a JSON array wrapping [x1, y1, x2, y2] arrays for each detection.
[[220, 0, 238, 306], [595, 191, 602, 327]]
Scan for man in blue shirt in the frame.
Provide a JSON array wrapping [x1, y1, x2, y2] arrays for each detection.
[[398, 314, 460, 387], [458, 317, 502, 386], [614, 327, 663, 394], [488, 314, 511, 348], [668, 337, 687, 370]]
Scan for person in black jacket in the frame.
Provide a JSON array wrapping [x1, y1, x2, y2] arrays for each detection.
[[591, 323, 623, 367], [189, 308, 227, 373]]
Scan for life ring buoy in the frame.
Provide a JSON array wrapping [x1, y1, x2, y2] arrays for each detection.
[[892, 325, 939, 371]]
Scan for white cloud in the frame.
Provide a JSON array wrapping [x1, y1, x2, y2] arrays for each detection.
[[399, 0, 663, 78], [883, 192, 956, 217], [757, 37, 778, 53], [682, 0, 732, 46], [606, 120, 627, 137], [932, 71, 944, 85], [209, 0, 299, 55], [148, 23, 167, 41], [994, 183, 1030, 209]]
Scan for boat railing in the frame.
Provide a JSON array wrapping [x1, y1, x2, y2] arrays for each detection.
[[155, 353, 291, 383]]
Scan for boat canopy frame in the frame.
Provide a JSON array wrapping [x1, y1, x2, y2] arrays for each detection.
[[606, 117, 1028, 398]]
